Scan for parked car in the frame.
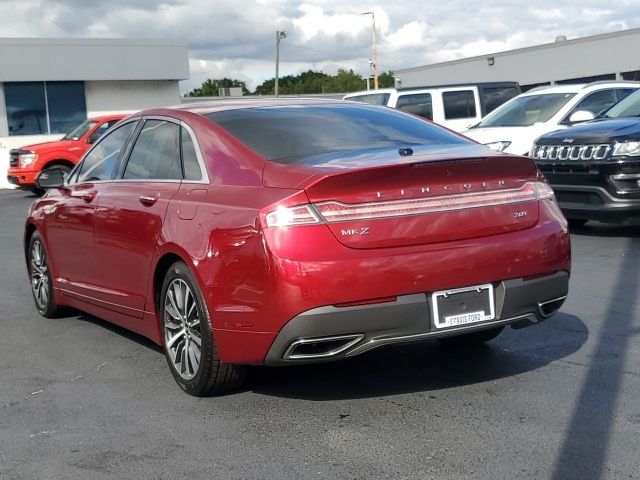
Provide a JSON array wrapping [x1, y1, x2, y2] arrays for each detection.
[[7, 114, 126, 192], [463, 81, 640, 155], [26, 99, 570, 396], [343, 82, 520, 132], [531, 88, 640, 224]]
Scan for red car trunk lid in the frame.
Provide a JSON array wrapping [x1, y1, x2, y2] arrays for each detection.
[[302, 156, 541, 248]]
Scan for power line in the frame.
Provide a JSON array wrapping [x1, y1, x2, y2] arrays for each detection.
[[284, 42, 381, 68]]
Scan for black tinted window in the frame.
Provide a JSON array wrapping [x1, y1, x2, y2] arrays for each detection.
[[481, 86, 519, 114], [207, 104, 470, 164], [76, 122, 135, 183], [180, 127, 203, 181], [396, 93, 433, 120], [124, 120, 181, 180], [443, 90, 477, 119]]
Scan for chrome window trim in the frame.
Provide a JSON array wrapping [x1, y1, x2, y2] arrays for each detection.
[[66, 117, 141, 188], [115, 115, 210, 185]]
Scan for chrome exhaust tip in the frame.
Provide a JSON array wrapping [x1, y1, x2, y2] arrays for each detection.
[[537, 296, 567, 318], [283, 334, 364, 360]]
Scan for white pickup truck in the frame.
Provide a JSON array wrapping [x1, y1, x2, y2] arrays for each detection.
[[343, 82, 520, 132]]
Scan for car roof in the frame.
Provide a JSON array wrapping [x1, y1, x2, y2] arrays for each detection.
[[521, 81, 640, 96], [87, 113, 128, 121], [144, 98, 352, 117], [343, 89, 397, 97]]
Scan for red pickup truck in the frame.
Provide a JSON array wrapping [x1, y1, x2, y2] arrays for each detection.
[[7, 114, 126, 191]]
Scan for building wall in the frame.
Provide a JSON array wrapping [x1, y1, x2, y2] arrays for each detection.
[[0, 38, 189, 82], [85, 80, 180, 116], [395, 29, 640, 89]]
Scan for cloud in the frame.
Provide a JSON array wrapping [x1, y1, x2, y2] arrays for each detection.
[[0, 0, 638, 91]]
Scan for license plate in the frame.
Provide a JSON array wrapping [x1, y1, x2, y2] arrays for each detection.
[[431, 284, 495, 329]]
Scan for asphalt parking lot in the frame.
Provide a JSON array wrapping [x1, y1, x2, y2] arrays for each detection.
[[0, 188, 639, 480]]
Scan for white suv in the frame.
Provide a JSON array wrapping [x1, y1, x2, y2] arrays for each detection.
[[463, 82, 640, 155]]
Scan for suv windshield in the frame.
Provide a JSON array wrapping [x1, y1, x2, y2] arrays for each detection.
[[62, 120, 97, 140], [475, 93, 576, 127], [207, 104, 470, 164], [603, 90, 640, 118]]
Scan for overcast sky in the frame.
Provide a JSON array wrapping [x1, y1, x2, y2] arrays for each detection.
[[0, 0, 638, 92]]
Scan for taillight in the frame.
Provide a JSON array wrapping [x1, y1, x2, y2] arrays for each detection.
[[315, 182, 554, 222], [263, 182, 554, 227], [264, 205, 320, 228]]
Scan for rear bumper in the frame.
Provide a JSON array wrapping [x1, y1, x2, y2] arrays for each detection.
[[264, 271, 569, 365], [552, 184, 640, 222]]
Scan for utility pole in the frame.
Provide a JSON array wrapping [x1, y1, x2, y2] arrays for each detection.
[[362, 12, 378, 90], [275, 30, 286, 97]]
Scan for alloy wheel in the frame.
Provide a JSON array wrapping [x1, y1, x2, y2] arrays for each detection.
[[30, 239, 50, 311], [163, 278, 203, 380]]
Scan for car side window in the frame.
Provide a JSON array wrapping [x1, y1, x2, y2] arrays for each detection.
[[123, 120, 182, 180], [180, 127, 203, 181], [616, 88, 636, 101], [75, 121, 136, 183], [396, 94, 433, 120], [443, 90, 477, 119], [571, 89, 617, 116]]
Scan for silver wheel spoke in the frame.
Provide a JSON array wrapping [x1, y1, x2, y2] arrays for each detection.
[[163, 278, 203, 380], [30, 240, 49, 310]]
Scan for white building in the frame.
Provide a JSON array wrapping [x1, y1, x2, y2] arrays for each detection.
[[395, 28, 640, 91], [0, 38, 189, 187]]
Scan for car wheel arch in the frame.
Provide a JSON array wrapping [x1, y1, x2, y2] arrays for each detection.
[[43, 159, 74, 171]]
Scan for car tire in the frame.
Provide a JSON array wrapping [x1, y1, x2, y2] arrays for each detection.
[[438, 326, 504, 347], [28, 231, 62, 318], [160, 261, 246, 396]]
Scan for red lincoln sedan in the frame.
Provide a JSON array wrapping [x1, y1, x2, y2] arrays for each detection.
[[25, 99, 570, 396]]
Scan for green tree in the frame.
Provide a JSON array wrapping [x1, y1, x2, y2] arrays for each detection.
[[186, 78, 250, 97], [378, 70, 395, 88]]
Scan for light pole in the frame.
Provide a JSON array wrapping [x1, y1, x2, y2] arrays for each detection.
[[275, 30, 287, 97], [362, 12, 378, 90]]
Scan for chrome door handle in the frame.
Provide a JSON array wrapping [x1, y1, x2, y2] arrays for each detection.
[[139, 194, 159, 206]]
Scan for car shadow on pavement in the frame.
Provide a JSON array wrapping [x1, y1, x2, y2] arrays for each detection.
[[248, 312, 587, 401], [569, 220, 640, 238], [551, 236, 640, 480]]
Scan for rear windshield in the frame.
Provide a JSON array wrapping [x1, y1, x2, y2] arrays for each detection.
[[475, 93, 576, 127], [206, 104, 470, 164]]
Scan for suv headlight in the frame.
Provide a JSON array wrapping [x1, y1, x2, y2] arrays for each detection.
[[484, 141, 512, 152], [19, 152, 38, 167], [612, 141, 640, 157]]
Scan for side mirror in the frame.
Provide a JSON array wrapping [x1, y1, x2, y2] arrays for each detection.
[[86, 132, 100, 144], [36, 168, 66, 190], [568, 110, 595, 124]]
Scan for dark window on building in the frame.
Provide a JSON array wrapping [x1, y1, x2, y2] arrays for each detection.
[[180, 127, 203, 181], [396, 93, 433, 120], [46, 81, 87, 134], [4, 82, 47, 135], [621, 70, 640, 81], [4, 81, 87, 136], [556, 74, 616, 84], [124, 120, 182, 180], [520, 82, 551, 93], [443, 90, 477, 119]]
